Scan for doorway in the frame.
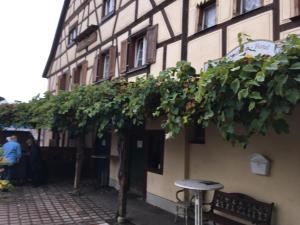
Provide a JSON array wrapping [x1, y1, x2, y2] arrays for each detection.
[[93, 133, 111, 187], [128, 131, 147, 198]]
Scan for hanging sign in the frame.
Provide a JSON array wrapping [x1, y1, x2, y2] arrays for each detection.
[[204, 40, 280, 70], [227, 40, 278, 61]]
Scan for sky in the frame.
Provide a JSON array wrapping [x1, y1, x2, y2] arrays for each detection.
[[0, 1, 64, 103]]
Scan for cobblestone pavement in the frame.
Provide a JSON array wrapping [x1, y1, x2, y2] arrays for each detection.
[[0, 181, 116, 225], [0, 180, 191, 225]]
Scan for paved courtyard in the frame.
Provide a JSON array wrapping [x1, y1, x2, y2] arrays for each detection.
[[0, 180, 187, 225]]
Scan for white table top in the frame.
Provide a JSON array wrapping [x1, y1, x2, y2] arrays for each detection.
[[175, 179, 224, 191]]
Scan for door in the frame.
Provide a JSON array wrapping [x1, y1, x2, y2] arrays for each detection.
[[128, 131, 147, 198], [94, 133, 111, 187]]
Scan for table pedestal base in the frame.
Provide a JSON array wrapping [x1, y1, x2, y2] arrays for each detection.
[[194, 191, 203, 225]]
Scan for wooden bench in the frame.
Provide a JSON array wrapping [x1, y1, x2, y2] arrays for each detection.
[[203, 191, 274, 225]]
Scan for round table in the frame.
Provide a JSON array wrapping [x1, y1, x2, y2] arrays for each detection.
[[175, 179, 224, 225]]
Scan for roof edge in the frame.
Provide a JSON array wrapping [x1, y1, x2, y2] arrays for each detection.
[[42, 0, 71, 78]]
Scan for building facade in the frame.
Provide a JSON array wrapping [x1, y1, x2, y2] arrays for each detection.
[[43, 1, 300, 224]]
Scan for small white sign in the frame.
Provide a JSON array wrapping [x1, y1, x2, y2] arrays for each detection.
[[250, 153, 271, 176], [204, 40, 279, 70], [227, 40, 278, 61], [137, 140, 143, 148]]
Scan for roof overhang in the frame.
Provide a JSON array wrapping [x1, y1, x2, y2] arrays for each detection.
[[42, 0, 71, 78]]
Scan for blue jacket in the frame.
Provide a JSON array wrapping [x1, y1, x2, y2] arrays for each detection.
[[2, 141, 22, 164]]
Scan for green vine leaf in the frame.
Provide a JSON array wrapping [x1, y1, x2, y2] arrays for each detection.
[[289, 62, 300, 70], [243, 64, 257, 73], [285, 89, 300, 104], [238, 88, 249, 100], [248, 101, 256, 112], [249, 91, 263, 100], [231, 79, 240, 94]]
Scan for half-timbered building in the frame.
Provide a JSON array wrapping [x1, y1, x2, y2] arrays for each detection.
[[43, 1, 300, 224]]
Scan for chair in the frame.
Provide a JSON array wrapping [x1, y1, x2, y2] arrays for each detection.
[[174, 189, 194, 225]]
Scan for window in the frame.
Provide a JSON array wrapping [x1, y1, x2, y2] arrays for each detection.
[[146, 130, 165, 174], [93, 46, 116, 83], [103, 52, 110, 79], [234, 0, 262, 16], [189, 124, 206, 144], [241, 0, 261, 14], [198, 1, 216, 31], [58, 74, 68, 91], [120, 25, 158, 74], [72, 61, 88, 86], [103, 0, 115, 17], [68, 26, 77, 46], [292, 0, 300, 18], [134, 36, 147, 67]]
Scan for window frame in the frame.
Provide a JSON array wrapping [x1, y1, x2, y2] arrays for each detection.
[[68, 23, 78, 47], [146, 130, 165, 175], [102, 0, 116, 22], [120, 25, 158, 75], [102, 51, 111, 80], [93, 46, 116, 83], [234, 0, 263, 16], [134, 36, 147, 68], [189, 124, 206, 144], [198, 0, 217, 31], [72, 61, 88, 87], [58, 73, 68, 91]]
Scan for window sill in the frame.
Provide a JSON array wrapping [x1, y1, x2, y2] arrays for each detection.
[[290, 14, 300, 21], [148, 168, 163, 175], [67, 42, 76, 49], [197, 24, 218, 34], [126, 64, 149, 75], [101, 11, 115, 24], [93, 77, 110, 85], [232, 6, 263, 20]]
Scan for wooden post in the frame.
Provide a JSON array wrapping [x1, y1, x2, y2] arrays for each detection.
[[37, 129, 41, 145], [73, 134, 85, 191], [117, 131, 129, 222]]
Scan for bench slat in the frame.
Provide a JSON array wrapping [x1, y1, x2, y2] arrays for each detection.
[[204, 211, 245, 225], [206, 191, 274, 225]]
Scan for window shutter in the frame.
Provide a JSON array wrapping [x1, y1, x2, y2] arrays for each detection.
[[233, 0, 240, 16], [92, 55, 99, 83], [72, 67, 79, 86], [198, 6, 204, 30], [80, 61, 88, 85], [109, 46, 116, 78], [294, 0, 300, 17], [98, 54, 104, 81], [146, 25, 158, 64], [65, 73, 70, 91], [120, 39, 128, 74]]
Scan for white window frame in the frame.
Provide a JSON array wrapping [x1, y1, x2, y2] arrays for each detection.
[[240, 0, 262, 14], [104, 0, 115, 16], [103, 52, 110, 79], [68, 27, 77, 46], [134, 36, 147, 68], [202, 3, 216, 30]]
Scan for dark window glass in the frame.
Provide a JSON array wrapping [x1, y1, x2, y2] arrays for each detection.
[[202, 3, 216, 29], [68, 27, 77, 46], [147, 131, 165, 174]]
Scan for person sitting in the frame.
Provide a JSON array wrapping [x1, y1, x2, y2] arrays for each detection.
[[2, 136, 22, 181]]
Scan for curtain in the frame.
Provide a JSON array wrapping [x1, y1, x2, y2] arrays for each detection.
[[204, 5, 216, 28], [243, 0, 261, 13]]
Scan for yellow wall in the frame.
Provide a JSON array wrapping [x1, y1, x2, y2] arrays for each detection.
[[227, 11, 273, 52], [187, 29, 222, 72], [189, 108, 300, 225], [145, 119, 188, 202]]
